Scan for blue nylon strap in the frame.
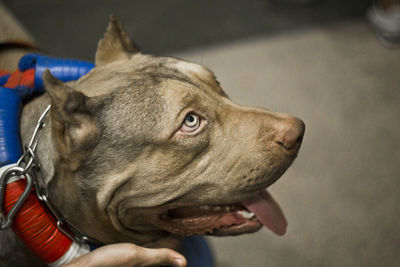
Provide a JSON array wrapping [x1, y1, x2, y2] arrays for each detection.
[[0, 88, 22, 167], [18, 54, 95, 94], [0, 74, 11, 86]]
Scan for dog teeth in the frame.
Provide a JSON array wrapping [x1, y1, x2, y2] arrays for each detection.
[[238, 210, 255, 219], [199, 205, 230, 212]]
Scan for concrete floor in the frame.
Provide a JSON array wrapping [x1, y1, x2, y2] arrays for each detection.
[[2, 1, 400, 266], [173, 21, 400, 267]]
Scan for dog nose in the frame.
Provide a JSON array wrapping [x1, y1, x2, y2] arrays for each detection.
[[275, 117, 305, 151]]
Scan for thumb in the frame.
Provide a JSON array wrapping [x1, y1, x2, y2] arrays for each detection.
[[138, 247, 187, 267], [63, 243, 187, 267]]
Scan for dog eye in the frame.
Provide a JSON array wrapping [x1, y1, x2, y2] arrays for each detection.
[[181, 113, 200, 132]]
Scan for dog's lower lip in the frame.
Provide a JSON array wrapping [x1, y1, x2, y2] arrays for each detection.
[[211, 221, 262, 236], [154, 201, 264, 236]]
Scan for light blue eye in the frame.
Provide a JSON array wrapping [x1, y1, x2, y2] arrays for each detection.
[[184, 114, 199, 128]]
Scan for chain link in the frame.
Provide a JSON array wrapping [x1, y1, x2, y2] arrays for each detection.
[[0, 166, 33, 230], [0, 105, 51, 230], [0, 104, 100, 245]]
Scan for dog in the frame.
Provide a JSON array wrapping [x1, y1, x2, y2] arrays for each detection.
[[0, 13, 304, 266]]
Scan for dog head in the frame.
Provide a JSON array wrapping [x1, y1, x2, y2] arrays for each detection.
[[43, 15, 304, 248]]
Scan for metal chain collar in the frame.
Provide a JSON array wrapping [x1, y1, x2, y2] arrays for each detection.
[[0, 105, 99, 245]]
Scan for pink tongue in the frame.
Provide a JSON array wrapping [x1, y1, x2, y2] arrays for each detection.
[[242, 191, 287, 236]]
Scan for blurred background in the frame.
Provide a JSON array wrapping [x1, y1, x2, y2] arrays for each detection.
[[2, 0, 400, 266]]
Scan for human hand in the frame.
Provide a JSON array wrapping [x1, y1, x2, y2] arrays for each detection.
[[63, 243, 187, 267]]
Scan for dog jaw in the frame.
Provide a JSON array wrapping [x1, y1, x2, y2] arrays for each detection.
[[114, 188, 289, 242]]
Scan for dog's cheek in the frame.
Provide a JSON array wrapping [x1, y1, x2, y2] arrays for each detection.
[[168, 135, 210, 168]]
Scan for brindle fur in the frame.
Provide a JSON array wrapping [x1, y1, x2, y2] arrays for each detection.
[[0, 10, 304, 267]]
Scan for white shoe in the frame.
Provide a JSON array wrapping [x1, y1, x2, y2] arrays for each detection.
[[367, 3, 400, 48]]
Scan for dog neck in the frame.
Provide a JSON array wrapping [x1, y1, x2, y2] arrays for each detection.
[[21, 97, 55, 188], [20, 98, 84, 232]]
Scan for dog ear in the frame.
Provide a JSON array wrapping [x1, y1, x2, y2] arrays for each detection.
[[43, 70, 101, 169], [95, 14, 139, 66]]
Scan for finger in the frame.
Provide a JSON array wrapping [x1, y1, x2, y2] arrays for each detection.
[[137, 247, 187, 267], [63, 243, 187, 267]]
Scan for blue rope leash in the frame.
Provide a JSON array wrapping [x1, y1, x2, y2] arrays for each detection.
[[0, 54, 94, 167]]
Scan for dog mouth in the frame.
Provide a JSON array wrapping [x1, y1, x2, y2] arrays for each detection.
[[155, 190, 287, 236]]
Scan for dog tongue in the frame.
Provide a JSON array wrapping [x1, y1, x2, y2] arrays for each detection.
[[242, 191, 287, 236]]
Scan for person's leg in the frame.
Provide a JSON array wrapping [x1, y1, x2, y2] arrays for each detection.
[[0, 3, 37, 71]]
